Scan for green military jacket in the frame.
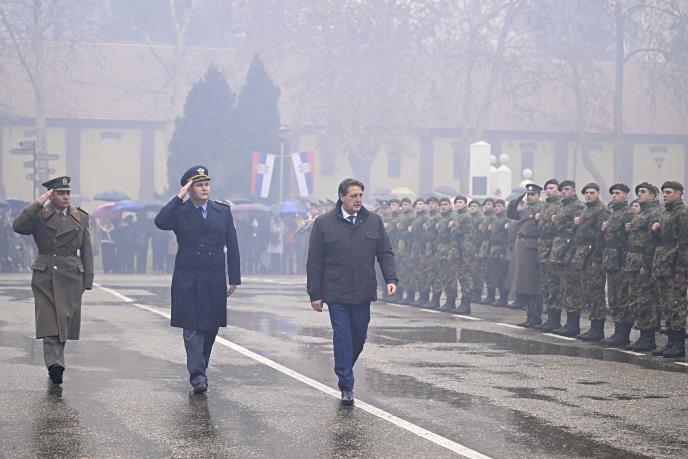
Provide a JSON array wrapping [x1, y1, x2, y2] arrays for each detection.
[[479, 210, 495, 257], [549, 195, 585, 264], [435, 210, 455, 260], [602, 200, 633, 273], [470, 212, 483, 257], [450, 207, 475, 260], [537, 195, 562, 263], [489, 212, 508, 259], [571, 199, 610, 268], [424, 208, 441, 256], [396, 208, 416, 255], [624, 200, 662, 273], [652, 200, 688, 277], [410, 209, 429, 257]]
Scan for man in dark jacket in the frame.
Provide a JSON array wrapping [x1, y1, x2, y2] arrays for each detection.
[[307, 178, 397, 406], [154, 166, 241, 394]]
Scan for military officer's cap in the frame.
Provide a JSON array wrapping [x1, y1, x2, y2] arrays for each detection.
[[543, 178, 559, 188], [495, 199, 506, 206], [454, 195, 468, 203], [661, 181, 684, 192], [425, 196, 439, 204], [581, 182, 599, 194], [42, 176, 71, 191], [557, 180, 576, 191], [635, 181, 659, 196], [400, 197, 412, 204], [388, 198, 401, 205], [483, 197, 495, 204], [180, 165, 211, 186], [439, 197, 451, 204], [608, 183, 630, 194], [525, 183, 543, 193]]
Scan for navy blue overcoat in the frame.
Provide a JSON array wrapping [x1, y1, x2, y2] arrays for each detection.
[[154, 197, 241, 330]]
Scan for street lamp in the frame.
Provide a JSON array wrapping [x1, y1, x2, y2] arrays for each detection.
[[650, 145, 667, 184], [278, 124, 289, 202]]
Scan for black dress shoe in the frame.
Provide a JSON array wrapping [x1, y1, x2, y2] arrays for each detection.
[[48, 365, 64, 385], [340, 390, 354, 406], [192, 382, 208, 394]]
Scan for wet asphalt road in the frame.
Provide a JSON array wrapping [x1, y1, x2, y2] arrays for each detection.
[[1, 273, 688, 458]]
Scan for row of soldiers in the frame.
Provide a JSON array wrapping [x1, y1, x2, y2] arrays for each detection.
[[380, 178, 688, 359]]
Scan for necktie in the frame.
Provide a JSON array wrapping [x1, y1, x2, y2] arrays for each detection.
[[347, 215, 355, 225], [198, 206, 205, 220]]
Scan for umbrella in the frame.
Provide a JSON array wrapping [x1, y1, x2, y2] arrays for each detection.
[[113, 200, 145, 212], [142, 199, 167, 211], [271, 201, 303, 214], [233, 203, 270, 213], [391, 186, 415, 197], [5, 197, 30, 208], [433, 186, 458, 197], [228, 195, 254, 205], [91, 202, 121, 219], [0, 198, 8, 208], [93, 190, 131, 201]]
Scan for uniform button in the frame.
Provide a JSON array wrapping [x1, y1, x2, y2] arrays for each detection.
[[53, 266, 58, 270]]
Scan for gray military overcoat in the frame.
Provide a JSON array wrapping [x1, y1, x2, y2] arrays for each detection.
[[13, 202, 94, 341], [507, 197, 542, 295]]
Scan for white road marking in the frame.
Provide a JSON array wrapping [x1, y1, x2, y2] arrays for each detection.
[[454, 315, 482, 321], [673, 362, 688, 367], [616, 350, 645, 356], [96, 284, 493, 459], [496, 323, 522, 329], [542, 333, 576, 341]]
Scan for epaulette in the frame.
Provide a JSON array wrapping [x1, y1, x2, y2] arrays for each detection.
[[71, 208, 82, 224], [77, 207, 89, 215], [214, 200, 231, 207]]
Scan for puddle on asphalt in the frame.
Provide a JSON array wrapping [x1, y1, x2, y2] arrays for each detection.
[[493, 386, 578, 407]]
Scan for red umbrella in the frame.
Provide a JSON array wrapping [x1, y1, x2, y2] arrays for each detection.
[[91, 202, 121, 219]]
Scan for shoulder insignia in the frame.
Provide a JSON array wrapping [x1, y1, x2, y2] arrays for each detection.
[[71, 208, 82, 224], [214, 199, 231, 207], [77, 207, 89, 215], [43, 207, 55, 219]]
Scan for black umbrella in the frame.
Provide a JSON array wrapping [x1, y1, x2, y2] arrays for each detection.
[[93, 190, 131, 201], [5, 197, 30, 208]]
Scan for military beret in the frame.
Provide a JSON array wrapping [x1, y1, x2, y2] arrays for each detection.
[[180, 165, 211, 186], [439, 197, 451, 204], [525, 183, 543, 193], [661, 181, 684, 192], [388, 198, 401, 205], [483, 197, 495, 204], [581, 182, 599, 194], [608, 183, 630, 194], [454, 195, 468, 203], [413, 198, 425, 206], [558, 180, 576, 191], [495, 199, 506, 206], [42, 176, 70, 191], [635, 182, 658, 196], [425, 196, 439, 204], [376, 199, 389, 207], [543, 178, 559, 188], [400, 197, 412, 204], [469, 199, 482, 206]]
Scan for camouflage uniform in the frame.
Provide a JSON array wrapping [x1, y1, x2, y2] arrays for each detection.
[[572, 198, 609, 321], [451, 207, 475, 304], [409, 209, 430, 300], [624, 200, 661, 330], [424, 208, 442, 294], [395, 208, 416, 298], [537, 196, 562, 312], [602, 200, 634, 324], [487, 212, 509, 300], [470, 212, 485, 299], [435, 210, 456, 298], [652, 199, 688, 333]]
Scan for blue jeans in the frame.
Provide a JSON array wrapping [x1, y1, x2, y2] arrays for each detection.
[[327, 302, 371, 391], [183, 327, 218, 387]]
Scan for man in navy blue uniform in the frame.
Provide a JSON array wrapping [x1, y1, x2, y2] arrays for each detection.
[[307, 178, 398, 406], [154, 166, 241, 394]]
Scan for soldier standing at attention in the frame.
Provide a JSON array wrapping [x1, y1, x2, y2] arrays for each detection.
[[13, 176, 94, 386], [601, 184, 635, 347], [476, 198, 495, 303], [486, 199, 509, 305], [550, 180, 585, 337], [573, 183, 610, 341], [409, 199, 430, 306], [536, 179, 563, 331], [432, 197, 456, 310], [394, 198, 416, 305], [448, 195, 475, 314], [624, 182, 662, 352], [421, 196, 442, 308], [650, 181, 688, 358], [154, 166, 241, 394], [468, 200, 484, 303]]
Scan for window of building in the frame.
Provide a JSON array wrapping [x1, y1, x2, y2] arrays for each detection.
[[520, 142, 536, 172], [388, 150, 401, 177]]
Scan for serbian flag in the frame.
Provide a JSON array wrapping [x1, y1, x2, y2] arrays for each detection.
[[291, 151, 314, 197], [250, 151, 275, 198]]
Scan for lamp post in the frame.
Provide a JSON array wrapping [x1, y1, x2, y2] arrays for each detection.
[[278, 124, 289, 202], [650, 145, 667, 185]]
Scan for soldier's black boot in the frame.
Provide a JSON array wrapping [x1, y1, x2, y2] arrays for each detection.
[[662, 329, 686, 358], [454, 296, 472, 315], [495, 289, 509, 307], [604, 321, 632, 347], [553, 311, 580, 337], [400, 289, 415, 305], [413, 290, 430, 307], [483, 288, 496, 305], [628, 329, 656, 352], [601, 322, 620, 345], [578, 319, 605, 341], [538, 309, 562, 332], [423, 292, 441, 309], [438, 296, 457, 312], [471, 288, 482, 303], [652, 330, 674, 356]]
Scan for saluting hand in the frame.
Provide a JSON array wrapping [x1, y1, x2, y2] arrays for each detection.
[[177, 179, 193, 200], [37, 189, 53, 206]]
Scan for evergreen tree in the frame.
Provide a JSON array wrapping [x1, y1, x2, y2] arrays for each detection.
[[233, 54, 281, 199], [168, 64, 235, 197]]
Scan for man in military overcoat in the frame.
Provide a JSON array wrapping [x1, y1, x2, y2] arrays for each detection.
[[154, 166, 241, 394], [13, 176, 94, 385]]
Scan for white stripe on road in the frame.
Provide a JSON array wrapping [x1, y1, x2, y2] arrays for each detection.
[[496, 323, 523, 330], [673, 362, 688, 367], [542, 333, 576, 341], [96, 284, 493, 459], [454, 314, 482, 321], [615, 350, 645, 356]]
